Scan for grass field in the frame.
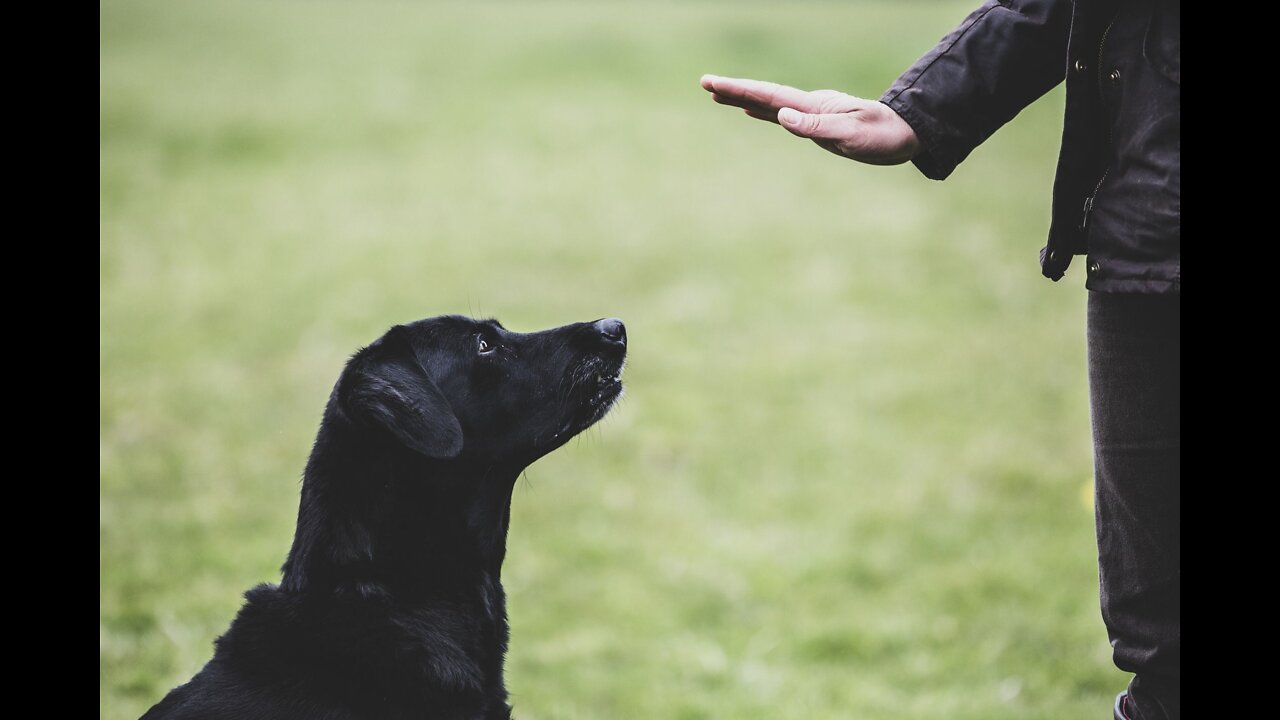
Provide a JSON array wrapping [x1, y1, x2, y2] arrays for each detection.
[[100, 2, 1116, 718]]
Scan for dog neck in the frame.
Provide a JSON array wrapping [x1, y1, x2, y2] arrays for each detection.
[[281, 423, 527, 601]]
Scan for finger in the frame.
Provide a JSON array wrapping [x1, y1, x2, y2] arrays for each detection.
[[743, 107, 780, 124], [711, 92, 756, 109], [709, 91, 782, 123], [700, 75, 822, 113], [777, 107, 857, 140], [712, 93, 780, 118]]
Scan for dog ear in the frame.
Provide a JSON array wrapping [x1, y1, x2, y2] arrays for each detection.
[[342, 347, 463, 459]]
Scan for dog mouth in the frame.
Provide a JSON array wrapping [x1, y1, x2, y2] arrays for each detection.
[[581, 362, 624, 415], [554, 356, 625, 440], [593, 371, 622, 390], [587, 370, 623, 409]]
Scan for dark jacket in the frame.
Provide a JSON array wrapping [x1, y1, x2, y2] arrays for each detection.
[[880, 0, 1180, 293]]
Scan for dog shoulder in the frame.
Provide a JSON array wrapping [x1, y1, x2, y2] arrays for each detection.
[[204, 584, 490, 709]]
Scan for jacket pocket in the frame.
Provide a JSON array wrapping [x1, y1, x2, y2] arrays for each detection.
[[1143, 0, 1180, 85]]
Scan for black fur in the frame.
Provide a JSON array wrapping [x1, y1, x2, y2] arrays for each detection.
[[142, 315, 627, 720]]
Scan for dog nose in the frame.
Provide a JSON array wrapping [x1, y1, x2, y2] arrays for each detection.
[[594, 318, 626, 347]]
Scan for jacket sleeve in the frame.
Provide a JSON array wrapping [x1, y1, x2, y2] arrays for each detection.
[[880, 0, 1073, 180]]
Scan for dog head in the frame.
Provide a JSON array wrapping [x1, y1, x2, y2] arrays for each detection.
[[337, 315, 627, 466]]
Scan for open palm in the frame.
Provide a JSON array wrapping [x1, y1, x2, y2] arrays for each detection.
[[700, 74, 919, 166]]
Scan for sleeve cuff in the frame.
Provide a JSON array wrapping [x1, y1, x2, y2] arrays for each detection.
[[880, 93, 959, 181]]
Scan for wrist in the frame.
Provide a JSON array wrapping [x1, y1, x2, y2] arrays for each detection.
[[877, 101, 920, 163]]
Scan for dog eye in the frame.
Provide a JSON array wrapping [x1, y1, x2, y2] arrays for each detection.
[[478, 336, 496, 355]]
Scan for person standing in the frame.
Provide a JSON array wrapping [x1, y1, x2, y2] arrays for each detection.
[[700, 1, 1179, 718]]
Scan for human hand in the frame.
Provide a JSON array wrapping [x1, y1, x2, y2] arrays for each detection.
[[700, 74, 920, 166]]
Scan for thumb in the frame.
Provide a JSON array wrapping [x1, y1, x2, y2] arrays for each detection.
[[777, 107, 823, 137]]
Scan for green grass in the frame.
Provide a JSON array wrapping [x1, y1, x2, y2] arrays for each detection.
[[101, 2, 1116, 718]]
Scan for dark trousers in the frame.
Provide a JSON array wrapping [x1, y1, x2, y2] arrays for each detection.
[[1087, 292, 1181, 720]]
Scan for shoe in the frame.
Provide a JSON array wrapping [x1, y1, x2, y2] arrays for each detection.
[[1113, 691, 1131, 720]]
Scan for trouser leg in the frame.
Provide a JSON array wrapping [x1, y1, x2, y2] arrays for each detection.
[[1087, 291, 1180, 720]]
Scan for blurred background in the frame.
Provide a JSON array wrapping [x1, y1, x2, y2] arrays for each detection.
[[100, 1, 1114, 718]]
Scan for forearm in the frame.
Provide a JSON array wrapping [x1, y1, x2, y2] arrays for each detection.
[[882, 0, 1073, 180]]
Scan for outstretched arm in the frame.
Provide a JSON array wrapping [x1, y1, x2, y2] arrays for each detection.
[[700, 76, 920, 166], [701, 0, 1073, 180]]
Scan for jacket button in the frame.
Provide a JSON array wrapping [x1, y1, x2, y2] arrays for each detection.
[[1089, 261, 1101, 273], [1109, 69, 1121, 83], [1074, 59, 1088, 73]]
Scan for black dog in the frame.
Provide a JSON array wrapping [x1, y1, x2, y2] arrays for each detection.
[[142, 315, 627, 720]]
